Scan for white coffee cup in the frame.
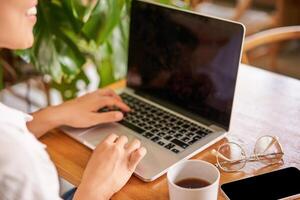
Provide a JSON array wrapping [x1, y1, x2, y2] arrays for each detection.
[[167, 160, 220, 200]]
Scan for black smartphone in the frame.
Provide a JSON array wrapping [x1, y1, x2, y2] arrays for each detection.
[[221, 167, 300, 200]]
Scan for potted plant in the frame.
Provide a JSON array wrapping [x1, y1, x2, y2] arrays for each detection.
[[1, 0, 188, 102]]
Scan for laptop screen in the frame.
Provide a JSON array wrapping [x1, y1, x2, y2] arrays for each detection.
[[127, 0, 244, 129]]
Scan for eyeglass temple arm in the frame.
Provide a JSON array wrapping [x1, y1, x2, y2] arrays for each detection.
[[211, 149, 233, 162], [262, 136, 279, 154], [218, 152, 284, 165]]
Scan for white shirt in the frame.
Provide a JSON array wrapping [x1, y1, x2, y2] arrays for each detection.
[[0, 103, 61, 200]]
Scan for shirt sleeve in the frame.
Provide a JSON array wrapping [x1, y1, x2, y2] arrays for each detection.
[[0, 127, 62, 200]]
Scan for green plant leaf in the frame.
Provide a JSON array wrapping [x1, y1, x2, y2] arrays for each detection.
[[98, 60, 115, 88], [51, 69, 90, 100], [13, 0, 179, 101], [30, 0, 86, 83], [60, 0, 84, 32], [82, 0, 126, 45]]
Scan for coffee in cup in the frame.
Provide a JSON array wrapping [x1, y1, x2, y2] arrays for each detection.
[[167, 160, 220, 200]]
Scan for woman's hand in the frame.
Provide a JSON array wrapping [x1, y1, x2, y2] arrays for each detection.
[[55, 89, 130, 128], [74, 134, 147, 200], [27, 89, 130, 138]]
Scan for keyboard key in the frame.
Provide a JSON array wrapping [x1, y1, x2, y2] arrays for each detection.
[[179, 129, 187, 134], [162, 127, 169, 131], [199, 133, 207, 137], [164, 135, 173, 141], [169, 118, 176, 122], [189, 139, 198, 145], [98, 107, 110, 112], [187, 132, 195, 137], [172, 149, 180, 154], [157, 111, 165, 115], [148, 114, 155, 118], [171, 139, 189, 149], [132, 119, 139, 124], [196, 130, 207, 135], [174, 134, 183, 138], [182, 137, 190, 142], [165, 123, 174, 127], [151, 136, 160, 142], [138, 123, 146, 127], [163, 115, 170, 119], [157, 141, 165, 146], [119, 120, 145, 134], [148, 120, 156, 125], [150, 109, 157, 113], [152, 129, 159, 133], [189, 127, 198, 132], [165, 143, 175, 149], [158, 132, 166, 137], [160, 120, 167, 124], [176, 121, 183, 125], [154, 124, 163, 128], [144, 132, 153, 138], [167, 130, 176, 135], [140, 111, 147, 115], [143, 118, 151, 123], [182, 124, 190, 129], [153, 116, 160, 121], [193, 135, 201, 140], [144, 126, 152, 130]]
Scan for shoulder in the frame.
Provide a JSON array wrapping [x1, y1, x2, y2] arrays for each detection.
[[0, 103, 43, 164], [0, 103, 32, 129], [0, 104, 49, 171]]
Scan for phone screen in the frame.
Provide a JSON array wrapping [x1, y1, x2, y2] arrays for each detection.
[[221, 167, 300, 200]]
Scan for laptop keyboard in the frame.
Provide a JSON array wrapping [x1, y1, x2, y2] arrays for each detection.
[[117, 93, 213, 154]]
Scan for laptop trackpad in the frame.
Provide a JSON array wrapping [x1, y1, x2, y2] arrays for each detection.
[[81, 123, 144, 148], [72, 123, 180, 181]]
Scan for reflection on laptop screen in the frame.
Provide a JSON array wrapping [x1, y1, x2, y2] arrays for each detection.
[[127, 0, 244, 129]]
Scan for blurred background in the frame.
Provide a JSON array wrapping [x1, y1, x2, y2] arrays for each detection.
[[0, 0, 299, 112]]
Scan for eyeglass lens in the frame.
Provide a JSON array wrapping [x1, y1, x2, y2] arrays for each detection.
[[217, 142, 247, 172], [254, 136, 283, 165]]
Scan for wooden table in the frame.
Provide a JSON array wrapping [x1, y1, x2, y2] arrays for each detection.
[[40, 64, 300, 200]]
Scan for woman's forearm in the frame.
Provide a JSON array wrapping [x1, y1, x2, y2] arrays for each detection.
[[26, 89, 129, 138], [26, 106, 63, 138]]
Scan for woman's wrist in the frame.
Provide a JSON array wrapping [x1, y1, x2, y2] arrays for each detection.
[[26, 105, 64, 138], [73, 182, 113, 200]]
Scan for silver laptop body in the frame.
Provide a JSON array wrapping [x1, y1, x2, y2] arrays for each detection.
[[63, 0, 245, 182]]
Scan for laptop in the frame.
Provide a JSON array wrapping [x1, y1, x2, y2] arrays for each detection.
[[63, 0, 245, 182]]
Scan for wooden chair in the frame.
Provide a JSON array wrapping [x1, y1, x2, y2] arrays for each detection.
[[242, 26, 300, 73], [192, 0, 284, 35]]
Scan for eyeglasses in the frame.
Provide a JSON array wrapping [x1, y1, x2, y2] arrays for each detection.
[[211, 135, 284, 172]]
